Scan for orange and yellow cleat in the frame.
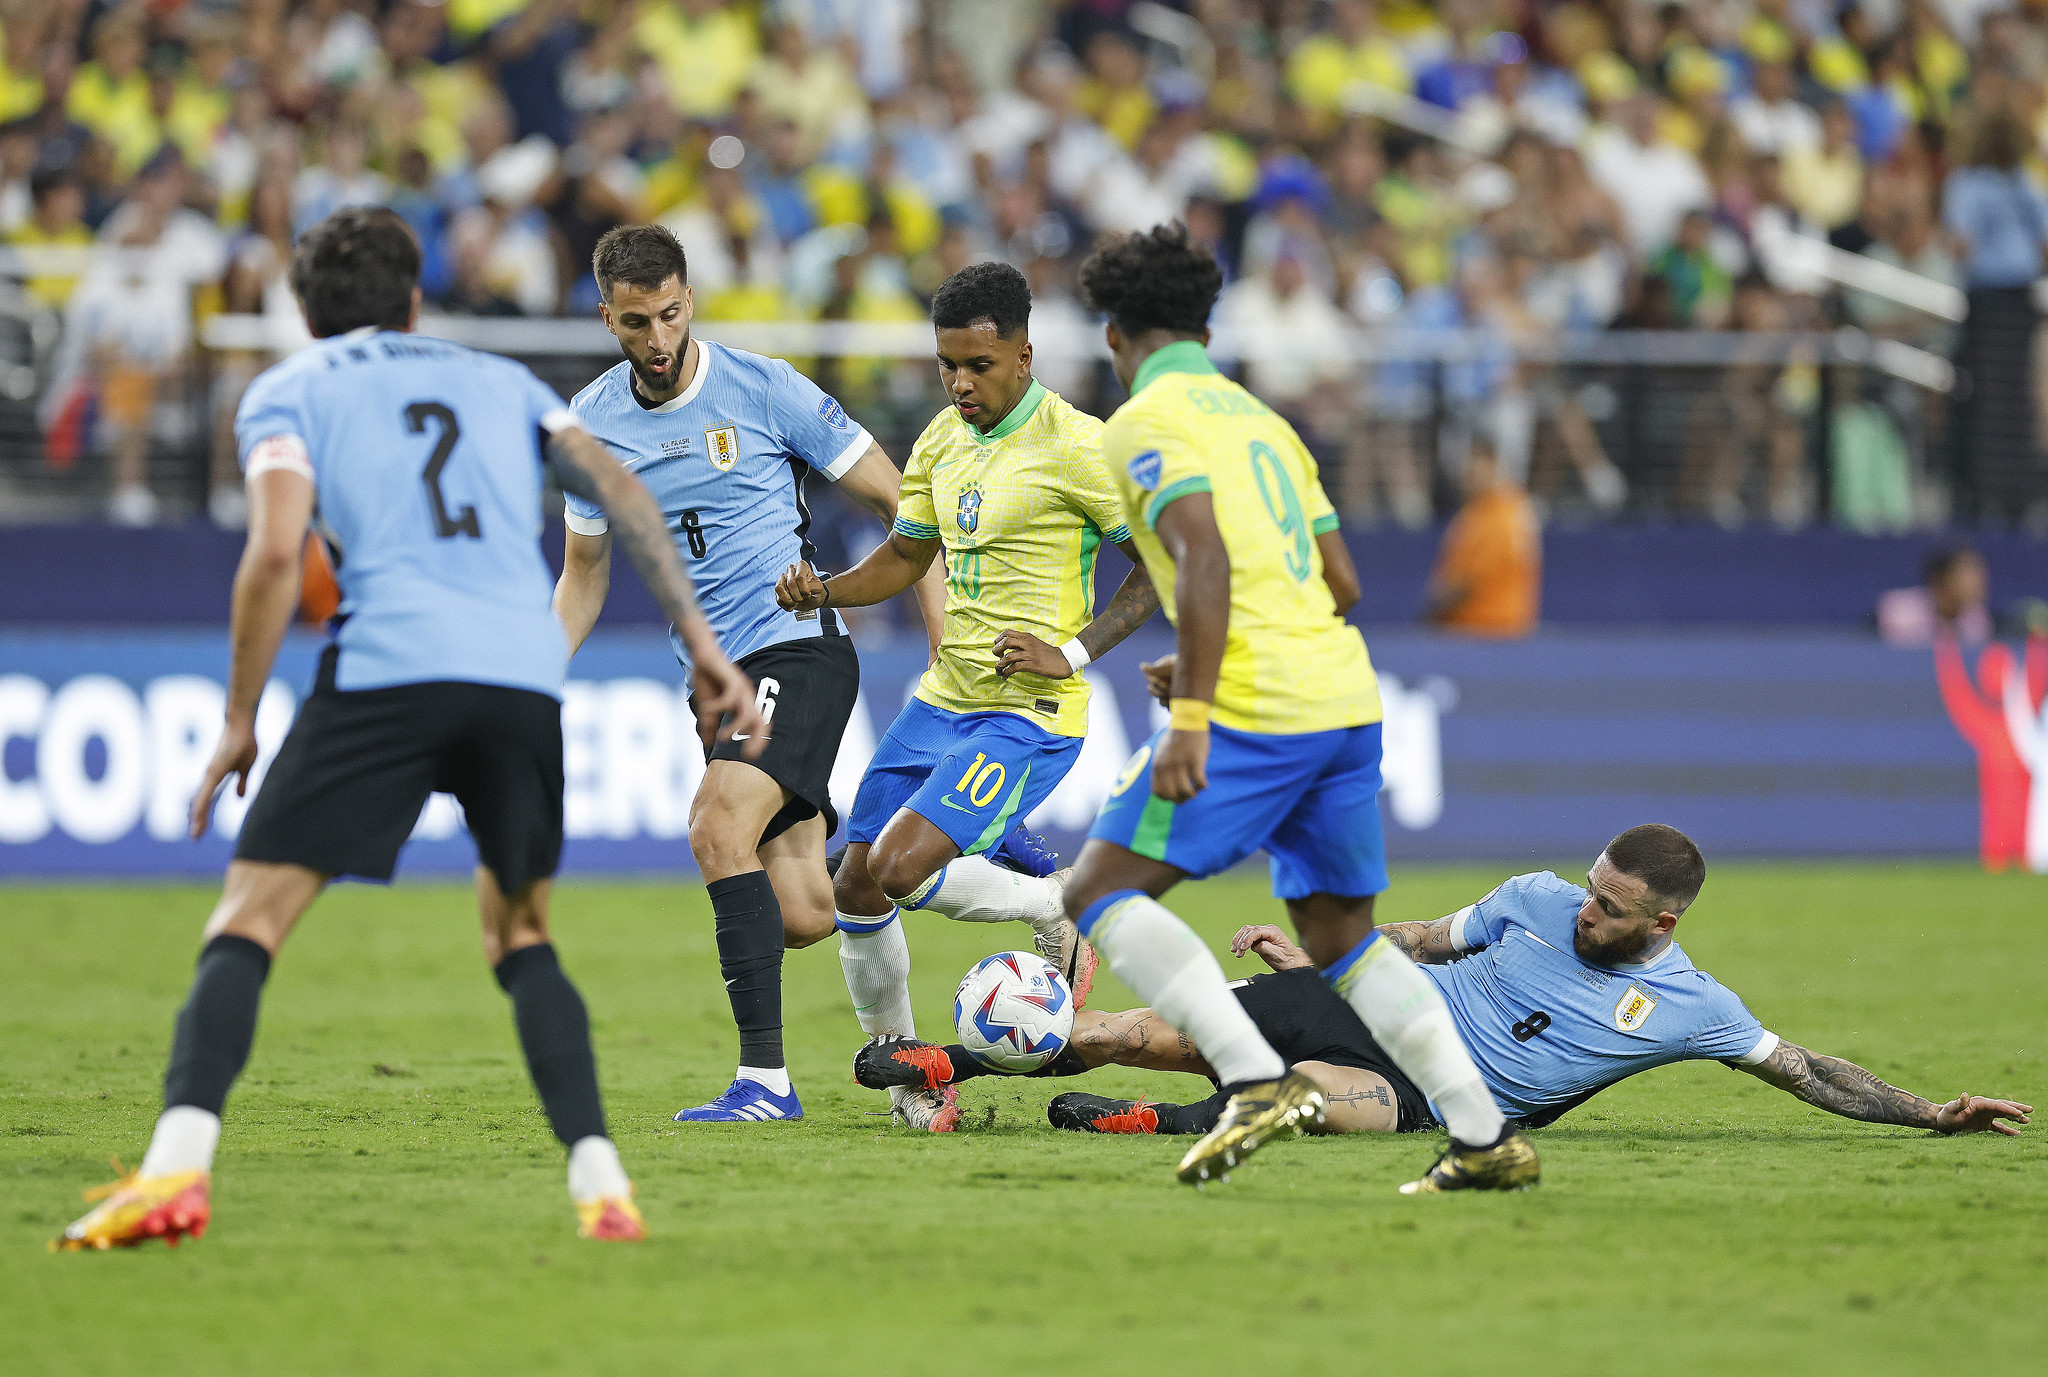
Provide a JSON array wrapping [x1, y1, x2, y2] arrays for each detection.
[[52, 1163, 211, 1252], [575, 1193, 646, 1242]]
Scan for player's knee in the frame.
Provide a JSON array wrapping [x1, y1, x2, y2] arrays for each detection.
[[686, 812, 757, 879], [832, 855, 885, 915], [781, 900, 836, 950], [870, 846, 937, 905]]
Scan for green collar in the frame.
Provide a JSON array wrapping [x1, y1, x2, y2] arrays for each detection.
[[1130, 339, 1219, 395], [966, 377, 1048, 443]]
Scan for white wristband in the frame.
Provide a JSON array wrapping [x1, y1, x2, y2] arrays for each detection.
[[1059, 637, 1092, 673]]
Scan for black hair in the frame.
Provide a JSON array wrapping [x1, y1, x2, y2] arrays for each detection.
[[1078, 222, 1222, 337], [1922, 544, 1980, 585], [1604, 824, 1706, 913], [29, 164, 74, 202], [930, 260, 1032, 338], [592, 223, 688, 301], [289, 205, 421, 338]]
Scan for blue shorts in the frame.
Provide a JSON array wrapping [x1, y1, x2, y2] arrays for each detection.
[[1087, 721, 1388, 899], [846, 698, 1085, 856]]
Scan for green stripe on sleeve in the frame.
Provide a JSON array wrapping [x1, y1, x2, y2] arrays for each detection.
[[1143, 475, 1213, 530], [892, 518, 940, 539], [1103, 524, 1132, 544], [1311, 513, 1340, 534]]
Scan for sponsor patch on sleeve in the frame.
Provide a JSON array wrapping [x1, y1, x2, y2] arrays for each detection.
[[1127, 449, 1163, 491], [819, 396, 851, 429]]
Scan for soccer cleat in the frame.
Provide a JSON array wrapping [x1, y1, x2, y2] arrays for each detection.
[[1399, 1129, 1541, 1195], [52, 1164, 210, 1252], [672, 1078, 804, 1123], [854, 1035, 958, 1092], [575, 1194, 647, 1241], [1048, 1093, 1159, 1134], [893, 1083, 961, 1132], [1175, 1069, 1326, 1186], [1032, 912, 1098, 1011], [990, 828, 1061, 878]]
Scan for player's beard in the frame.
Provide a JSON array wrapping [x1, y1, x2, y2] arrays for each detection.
[[1573, 922, 1655, 966], [627, 331, 689, 397]]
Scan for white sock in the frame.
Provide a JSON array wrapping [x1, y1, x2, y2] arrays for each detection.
[[567, 1136, 631, 1202], [898, 855, 1065, 935], [138, 1105, 220, 1176], [1329, 936, 1506, 1144], [1088, 893, 1285, 1086], [736, 1064, 792, 1096], [838, 911, 916, 1038]]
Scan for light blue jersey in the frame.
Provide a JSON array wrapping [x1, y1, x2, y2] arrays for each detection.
[[1419, 871, 1777, 1125], [235, 327, 575, 698], [564, 342, 871, 680]]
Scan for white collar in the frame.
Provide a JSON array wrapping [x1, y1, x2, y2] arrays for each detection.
[[640, 339, 713, 413]]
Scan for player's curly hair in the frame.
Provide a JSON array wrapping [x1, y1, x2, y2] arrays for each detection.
[[931, 261, 1032, 337], [1078, 222, 1223, 337], [290, 206, 421, 338]]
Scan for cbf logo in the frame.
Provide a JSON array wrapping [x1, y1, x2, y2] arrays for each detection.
[[957, 485, 983, 534], [704, 424, 738, 472]]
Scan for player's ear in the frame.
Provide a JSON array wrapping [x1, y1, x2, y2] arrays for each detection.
[[1017, 338, 1032, 376]]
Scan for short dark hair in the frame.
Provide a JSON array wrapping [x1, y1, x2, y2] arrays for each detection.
[[1922, 543, 1979, 585], [1604, 824, 1706, 913], [931, 260, 1032, 337], [593, 223, 688, 301], [290, 206, 421, 338], [1078, 222, 1222, 337]]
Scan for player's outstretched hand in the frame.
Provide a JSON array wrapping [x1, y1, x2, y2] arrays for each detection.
[[1934, 1094, 2032, 1136], [1151, 727, 1209, 802], [1231, 924, 1314, 971], [994, 629, 1075, 679], [188, 719, 260, 840], [776, 561, 828, 612], [693, 653, 769, 760], [1139, 654, 1175, 706]]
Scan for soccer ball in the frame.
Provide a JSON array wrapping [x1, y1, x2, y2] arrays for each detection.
[[953, 951, 1074, 1073]]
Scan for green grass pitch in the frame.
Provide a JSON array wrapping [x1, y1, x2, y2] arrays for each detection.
[[4, 862, 2043, 1375]]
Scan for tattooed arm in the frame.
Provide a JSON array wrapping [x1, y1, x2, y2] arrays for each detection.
[[993, 539, 1161, 679], [1735, 1040, 2032, 1136], [1372, 914, 1464, 965]]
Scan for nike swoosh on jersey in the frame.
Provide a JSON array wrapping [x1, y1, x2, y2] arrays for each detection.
[[938, 794, 979, 813]]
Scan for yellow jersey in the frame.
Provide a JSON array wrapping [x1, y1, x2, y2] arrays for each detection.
[[893, 381, 1126, 738], [1101, 341, 1380, 735]]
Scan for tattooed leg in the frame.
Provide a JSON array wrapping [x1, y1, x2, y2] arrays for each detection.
[[1295, 1061, 1400, 1133]]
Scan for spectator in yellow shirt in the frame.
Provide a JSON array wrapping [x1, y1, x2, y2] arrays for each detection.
[[1077, 31, 1155, 150], [1287, 0, 1413, 123], [0, 15, 45, 122], [1426, 440, 1542, 639], [8, 167, 92, 310], [1782, 99, 1864, 230], [67, 14, 161, 179], [635, 0, 759, 121]]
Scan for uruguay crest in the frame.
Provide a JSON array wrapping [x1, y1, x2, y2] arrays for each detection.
[[705, 424, 739, 472], [957, 485, 982, 534], [1612, 984, 1657, 1032]]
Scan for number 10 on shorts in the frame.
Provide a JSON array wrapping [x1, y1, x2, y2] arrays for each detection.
[[955, 753, 1006, 808]]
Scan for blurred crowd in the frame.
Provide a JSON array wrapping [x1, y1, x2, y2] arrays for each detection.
[[1, 0, 2047, 535]]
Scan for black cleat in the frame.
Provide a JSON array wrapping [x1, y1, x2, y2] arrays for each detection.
[[1048, 1093, 1161, 1134], [852, 1035, 958, 1092]]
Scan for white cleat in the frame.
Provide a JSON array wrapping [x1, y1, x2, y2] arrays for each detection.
[[892, 1083, 961, 1133]]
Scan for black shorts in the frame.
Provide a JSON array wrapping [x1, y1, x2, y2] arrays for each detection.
[[236, 646, 564, 891], [697, 635, 859, 846], [1229, 968, 1437, 1133]]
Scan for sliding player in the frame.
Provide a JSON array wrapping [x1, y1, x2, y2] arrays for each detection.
[[1059, 223, 1538, 1192], [776, 261, 1159, 1131], [552, 224, 944, 1125], [56, 208, 764, 1250], [863, 826, 2030, 1145]]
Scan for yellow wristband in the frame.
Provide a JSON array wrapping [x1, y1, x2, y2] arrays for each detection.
[[1168, 698, 1212, 733]]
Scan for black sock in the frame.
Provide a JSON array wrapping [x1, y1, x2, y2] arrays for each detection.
[[1026, 1045, 1091, 1079], [942, 1043, 1088, 1082], [1155, 1089, 1232, 1135], [162, 934, 272, 1114], [707, 872, 785, 1070], [494, 943, 606, 1146]]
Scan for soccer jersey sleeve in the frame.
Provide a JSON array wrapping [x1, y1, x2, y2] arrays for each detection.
[[892, 433, 938, 541], [1301, 457, 1340, 536], [1067, 444, 1133, 546], [1447, 872, 1555, 951], [765, 358, 871, 481], [1686, 981, 1777, 1065], [234, 366, 315, 488], [1112, 413, 1212, 532]]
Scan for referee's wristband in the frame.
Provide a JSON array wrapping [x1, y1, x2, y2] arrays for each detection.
[[1059, 637, 1091, 673], [1168, 698, 1212, 733], [816, 570, 833, 609]]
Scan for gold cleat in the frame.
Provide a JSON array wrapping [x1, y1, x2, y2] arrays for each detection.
[[1176, 1069, 1326, 1186], [575, 1193, 646, 1241], [52, 1163, 211, 1252], [1399, 1130, 1541, 1195]]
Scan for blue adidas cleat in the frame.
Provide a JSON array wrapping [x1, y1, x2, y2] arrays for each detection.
[[990, 828, 1061, 878], [672, 1079, 804, 1123]]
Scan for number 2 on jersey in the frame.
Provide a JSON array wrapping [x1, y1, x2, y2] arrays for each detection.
[[406, 401, 479, 540], [1248, 440, 1311, 581]]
